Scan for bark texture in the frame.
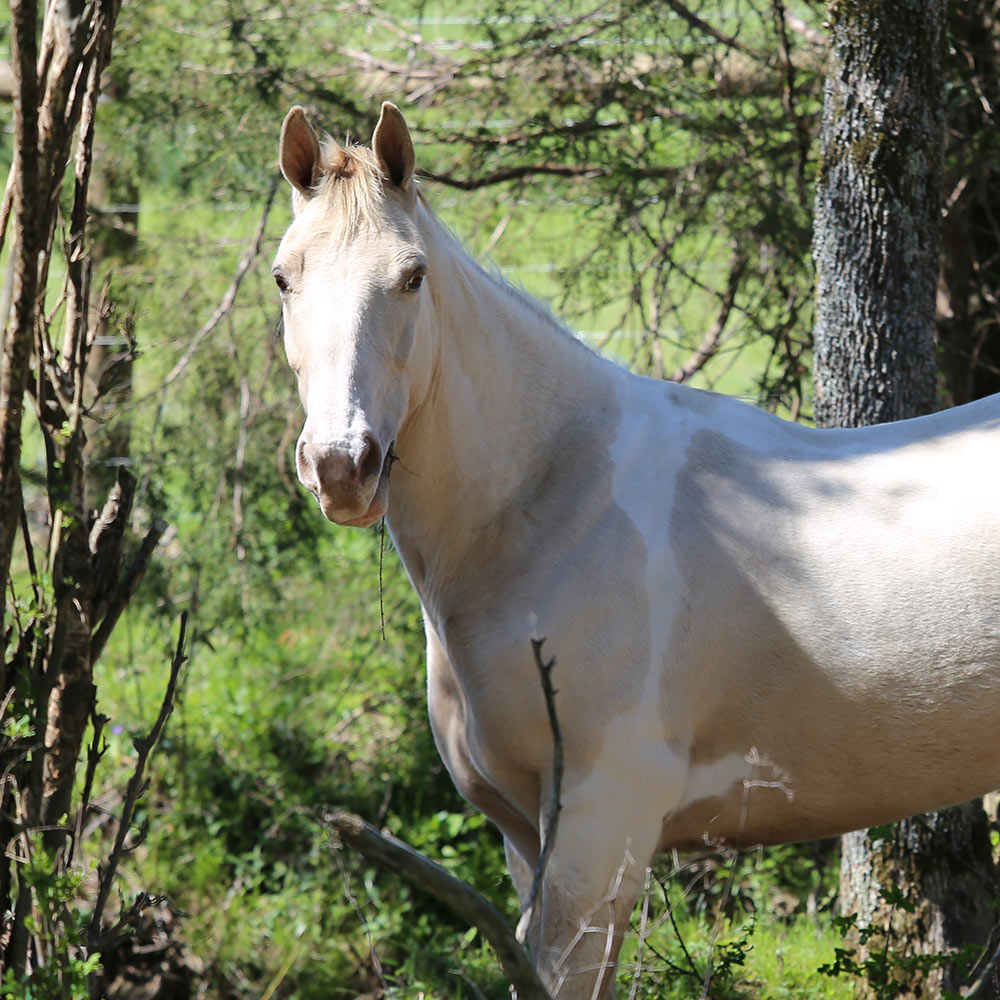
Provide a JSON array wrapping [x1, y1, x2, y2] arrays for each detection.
[[84, 132, 138, 509], [812, 0, 944, 427], [840, 806, 999, 998], [0, 0, 41, 642], [812, 2, 1000, 997]]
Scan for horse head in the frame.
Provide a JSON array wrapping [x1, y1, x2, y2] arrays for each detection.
[[273, 103, 430, 526]]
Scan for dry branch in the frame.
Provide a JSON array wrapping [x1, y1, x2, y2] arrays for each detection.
[[670, 251, 745, 384], [420, 163, 604, 190], [157, 176, 279, 392], [89, 517, 168, 664], [519, 638, 563, 942], [662, 0, 760, 58], [321, 808, 552, 1000], [88, 613, 188, 951], [89, 468, 136, 618]]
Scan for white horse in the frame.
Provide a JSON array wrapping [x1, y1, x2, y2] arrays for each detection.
[[273, 101, 1000, 998]]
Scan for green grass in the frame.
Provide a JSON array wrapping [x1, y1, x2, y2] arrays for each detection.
[[617, 856, 857, 1000]]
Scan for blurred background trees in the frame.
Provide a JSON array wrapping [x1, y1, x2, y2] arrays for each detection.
[[1, 0, 998, 996]]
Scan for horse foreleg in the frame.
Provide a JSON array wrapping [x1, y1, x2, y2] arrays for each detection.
[[518, 794, 663, 1000], [506, 835, 539, 912]]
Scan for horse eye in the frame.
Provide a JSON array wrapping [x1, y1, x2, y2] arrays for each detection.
[[273, 270, 290, 294], [404, 270, 425, 293]]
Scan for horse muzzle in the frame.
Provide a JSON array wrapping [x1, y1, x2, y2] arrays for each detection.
[[296, 433, 390, 527]]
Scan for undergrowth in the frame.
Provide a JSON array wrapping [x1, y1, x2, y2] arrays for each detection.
[[84, 526, 868, 999]]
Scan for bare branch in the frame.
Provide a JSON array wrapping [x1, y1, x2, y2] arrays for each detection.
[[89, 467, 136, 620], [69, 708, 108, 867], [520, 638, 563, 941], [89, 517, 168, 664], [661, 0, 761, 59], [963, 932, 1000, 998], [155, 176, 279, 393], [0, 0, 42, 638], [88, 612, 188, 951], [783, 9, 827, 47], [626, 866, 653, 1000], [321, 808, 553, 1000], [420, 163, 604, 190], [670, 251, 745, 384]]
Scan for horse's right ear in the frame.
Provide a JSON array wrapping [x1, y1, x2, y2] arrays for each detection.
[[372, 102, 416, 192], [279, 106, 321, 199]]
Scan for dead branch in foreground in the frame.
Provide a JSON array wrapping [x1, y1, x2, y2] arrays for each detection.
[[320, 808, 552, 1000]]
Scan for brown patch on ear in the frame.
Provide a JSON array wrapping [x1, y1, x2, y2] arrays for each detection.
[[372, 101, 416, 191], [279, 106, 322, 196]]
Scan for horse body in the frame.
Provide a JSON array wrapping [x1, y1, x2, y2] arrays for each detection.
[[274, 102, 1000, 998]]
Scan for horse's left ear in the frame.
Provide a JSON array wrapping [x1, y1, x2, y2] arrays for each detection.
[[372, 102, 416, 192], [280, 106, 322, 198]]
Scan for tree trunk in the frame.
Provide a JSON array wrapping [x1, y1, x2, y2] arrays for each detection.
[[839, 804, 999, 998], [812, 2, 1000, 997], [0, 0, 42, 645], [812, 0, 943, 428], [936, 0, 1000, 406]]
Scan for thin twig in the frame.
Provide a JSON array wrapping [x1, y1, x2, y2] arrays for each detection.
[[89, 518, 168, 664], [88, 612, 188, 950], [68, 708, 108, 867], [662, 0, 759, 57], [153, 176, 279, 394], [658, 870, 702, 980], [670, 250, 745, 384], [135, 177, 280, 515], [627, 867, 653, 1000], [962, 928, 1000, 998], [699, 852, 743, 1000], [520, 638, 564, 941], [330, 841, 393, 998], [420, 162, 605, 190]]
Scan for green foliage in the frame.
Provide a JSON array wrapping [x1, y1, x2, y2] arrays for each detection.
[[618, 850, 852, 1000], [818, 882, 984, 1000], [0, 844, 102, 1000], [97, 518, 521, 994]]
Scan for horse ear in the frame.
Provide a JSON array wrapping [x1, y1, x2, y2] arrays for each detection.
[[279, 106, 322, 198], [372, 102, 416, 191]]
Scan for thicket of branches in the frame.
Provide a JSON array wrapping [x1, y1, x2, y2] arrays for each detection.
[[0, 0, 183, 993]]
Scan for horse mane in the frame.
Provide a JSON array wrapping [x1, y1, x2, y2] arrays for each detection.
[[313, 139, 385, 241], [314, 139, 582, 353]]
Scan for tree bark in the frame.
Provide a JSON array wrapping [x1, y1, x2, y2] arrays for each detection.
[[840, 805, 999, 998], [0, 3, 163, 984], [0, 0, 42, 646], [812, 0, 943, 428], [812, 2, 1000, 998]]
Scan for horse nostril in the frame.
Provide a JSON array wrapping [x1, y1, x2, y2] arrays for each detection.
[[296, 438, 317, 489], [358, 434, 383, 485]]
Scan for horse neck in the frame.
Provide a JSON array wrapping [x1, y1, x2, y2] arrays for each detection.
[[390, 212, 613, 565]]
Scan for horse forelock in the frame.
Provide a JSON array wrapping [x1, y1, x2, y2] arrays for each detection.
[[311, 139, 386, 240]]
